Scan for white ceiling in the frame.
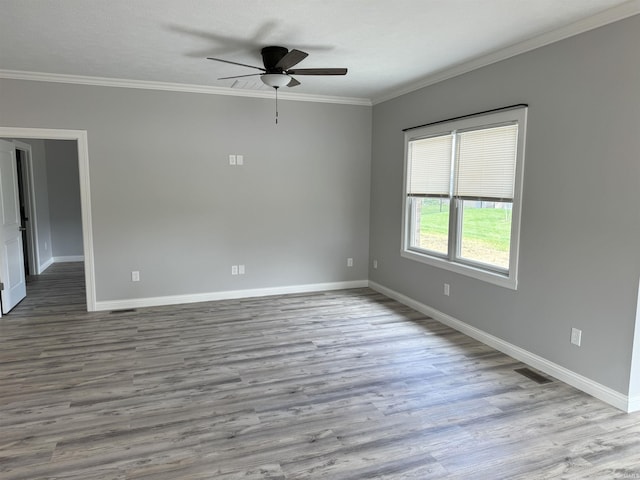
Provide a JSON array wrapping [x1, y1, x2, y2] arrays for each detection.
[[1, 0, 638, 104]]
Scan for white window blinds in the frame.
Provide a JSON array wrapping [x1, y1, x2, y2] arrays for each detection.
[[455, 123, 518, 200], [407, 134, 452, 196]]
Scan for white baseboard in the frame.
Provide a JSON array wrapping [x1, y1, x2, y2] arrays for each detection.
[[628, 396, 640, 413], [95, 279, 369, 312], [53, 255, 84, 263], [91, 276, 634, 412], [39, 256, 54, 273], [369, 280, 634, 413], [38, 255, 84, 273]]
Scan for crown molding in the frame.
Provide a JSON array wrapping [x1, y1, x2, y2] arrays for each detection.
[[372, 0, 640, 105], [1, 1, 636, 108], [0, 69, 372, 107]]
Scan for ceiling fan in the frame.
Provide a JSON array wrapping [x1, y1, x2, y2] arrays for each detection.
[[207, 46, 347, 89]]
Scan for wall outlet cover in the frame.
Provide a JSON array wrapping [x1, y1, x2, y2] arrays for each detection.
[[571, 328, 582, 346]]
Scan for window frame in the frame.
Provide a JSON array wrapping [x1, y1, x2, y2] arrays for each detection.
[[401, 106, 527, 290]]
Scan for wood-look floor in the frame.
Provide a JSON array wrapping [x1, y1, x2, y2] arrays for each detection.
[[2, 263, 640, 479]]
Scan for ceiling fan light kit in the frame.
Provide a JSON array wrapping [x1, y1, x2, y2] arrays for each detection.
[[208, 45, 347, 123], [261, 73, 291, 88]]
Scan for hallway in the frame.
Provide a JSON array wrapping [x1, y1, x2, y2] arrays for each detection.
[[10, 262, 86, 318]]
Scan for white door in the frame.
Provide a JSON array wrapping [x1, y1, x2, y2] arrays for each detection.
[[0, 139, 27, 314]]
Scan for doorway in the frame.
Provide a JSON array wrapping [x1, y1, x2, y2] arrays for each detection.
[[0, 127, 96, 313]]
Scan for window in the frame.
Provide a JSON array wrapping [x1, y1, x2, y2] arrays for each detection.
[[402, 106, 527, 289]]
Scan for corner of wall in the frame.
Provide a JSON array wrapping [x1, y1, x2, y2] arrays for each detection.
[[39, 256, 54, 273]]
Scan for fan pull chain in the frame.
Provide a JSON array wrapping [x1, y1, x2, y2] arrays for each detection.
[[275, 87, 279, 124]]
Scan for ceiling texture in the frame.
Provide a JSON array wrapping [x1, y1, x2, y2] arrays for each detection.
[[0, 0, 638, 104]]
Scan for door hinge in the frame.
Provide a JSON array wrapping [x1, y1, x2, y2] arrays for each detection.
[[0, 282, 4, 291]]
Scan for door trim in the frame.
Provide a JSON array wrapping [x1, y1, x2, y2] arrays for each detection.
[[0, 128, 96, 312], [12, 141, 40, 275]]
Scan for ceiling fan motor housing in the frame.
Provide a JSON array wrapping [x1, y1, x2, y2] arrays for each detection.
[[261, 46, 289, 72]]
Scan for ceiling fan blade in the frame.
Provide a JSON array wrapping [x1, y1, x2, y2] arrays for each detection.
[[275, 49, 308, 70], [286, 68, 347, 75], [207, 57, 265, 71], [287, 77, 301, 87], [218, 73, 263, 80]]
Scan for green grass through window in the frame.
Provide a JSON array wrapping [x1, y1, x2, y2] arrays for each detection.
[[420, 200, 511, 252]]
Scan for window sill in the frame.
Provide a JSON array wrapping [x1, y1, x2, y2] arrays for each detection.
[[401, 248, 518, 290]]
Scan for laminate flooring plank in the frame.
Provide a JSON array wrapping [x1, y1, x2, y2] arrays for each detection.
[[3, 263, 640, 478]]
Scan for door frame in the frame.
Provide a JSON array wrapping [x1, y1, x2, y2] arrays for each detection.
[[12, 141, 40, 276], [0, 127, 96, 312]]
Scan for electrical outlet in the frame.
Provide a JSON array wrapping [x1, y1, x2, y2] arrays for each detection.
[[373, 259, 378, 269], [347, 258, 353, 267], [236, 155, 244, 166], [229, 154, 236, 165], [444, 283, 450, 296], [238, 264, 245, 275], [571, 328, 582, 346], [231, 265, 238, 275], [131, 271, 140, 282]]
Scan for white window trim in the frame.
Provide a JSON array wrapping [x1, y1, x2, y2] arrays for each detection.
[[401, 106, 527, 290]]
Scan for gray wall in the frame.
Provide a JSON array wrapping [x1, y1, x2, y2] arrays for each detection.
[[369, 15, 640, 396], [44, 139, 83, 257], [0, 80, 372, 302]]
